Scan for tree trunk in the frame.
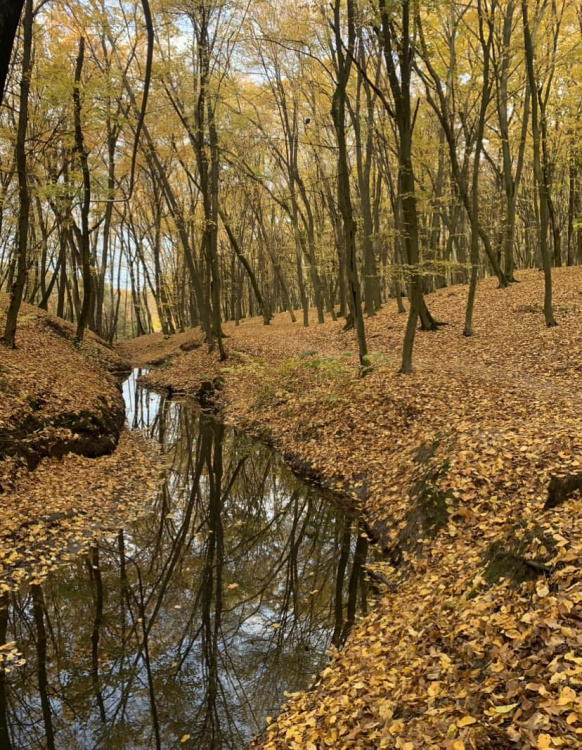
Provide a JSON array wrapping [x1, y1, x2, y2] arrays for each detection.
[[331, 0, 368, 371], [2, 0, 32, 348], [0, 0, 25, 107], [73, 37, 93, 343], [522, 0, 556, 326], [464, 0, 495, 337]]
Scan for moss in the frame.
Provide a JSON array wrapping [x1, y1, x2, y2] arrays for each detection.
[[545, 472, 582, 509], [483, 546, 540, 587], [153, 356, 173, 369], [413, 440, 440, 465], [195, 375, 225, 411]]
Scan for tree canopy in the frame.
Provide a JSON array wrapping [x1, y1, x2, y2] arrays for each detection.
[[0, 0, 581, 371]]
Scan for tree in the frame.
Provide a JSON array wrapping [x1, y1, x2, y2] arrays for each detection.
[[2, 0, 32, 348], [330, 0, 368, 369], [0, 0, 25, 106], [373, 0, 439, 373], [522, 0, 558, 327], [72, 36, 92, 343]]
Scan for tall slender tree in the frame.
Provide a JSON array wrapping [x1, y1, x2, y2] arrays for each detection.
[[2, 0, 32, 348]]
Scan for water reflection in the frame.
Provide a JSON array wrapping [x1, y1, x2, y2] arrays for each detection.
[[1, 371, 370, 748]]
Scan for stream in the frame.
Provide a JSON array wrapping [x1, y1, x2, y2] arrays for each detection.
[[0, 370, 371, 749]]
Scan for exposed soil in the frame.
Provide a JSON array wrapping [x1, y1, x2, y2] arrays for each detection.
[[0, 295, 129, 476]]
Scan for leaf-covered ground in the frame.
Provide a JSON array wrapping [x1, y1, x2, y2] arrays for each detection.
[[0, 297, 162, 648], [122, 268, 582, 749], [0, 294, 129, 472]]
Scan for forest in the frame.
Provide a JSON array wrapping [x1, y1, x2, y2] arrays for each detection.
[[2, 1, 582, 749], [0, 0, 580, 370]]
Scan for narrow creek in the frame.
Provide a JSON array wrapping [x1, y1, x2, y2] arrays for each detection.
[[0, 369, 371, 749]]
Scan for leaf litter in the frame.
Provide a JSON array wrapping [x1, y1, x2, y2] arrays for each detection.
[[123, 268, 582, 748], [0, 296, 163, 671]]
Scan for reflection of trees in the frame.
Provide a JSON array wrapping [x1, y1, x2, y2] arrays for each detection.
[[31, 585, 56, 750], [88, 546, 106, 725], [0, 596, 12, 750], [2, 384, 371, 748]]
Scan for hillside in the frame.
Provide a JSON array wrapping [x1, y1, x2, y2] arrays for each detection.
[[0, 296, 160, 609], [121, 268, 582, 749]]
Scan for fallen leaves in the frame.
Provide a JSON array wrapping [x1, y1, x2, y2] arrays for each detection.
[[121, 269, 582, 748], [537, 581, 550, 598], [0, 430, 162, 593], [0, 298, 163, 594], [0, 294, 129, 493], [491, 703, 520, 715]]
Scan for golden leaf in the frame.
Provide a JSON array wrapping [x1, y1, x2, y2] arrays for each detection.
[[492, 703, 519, 714]]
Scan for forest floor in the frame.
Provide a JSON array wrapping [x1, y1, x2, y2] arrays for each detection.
[[0, 296, 161, 670], [120, 267, 582, 750]]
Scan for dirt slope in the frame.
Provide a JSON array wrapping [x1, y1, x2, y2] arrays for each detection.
[[0, 297, 161, 614], [0, 295, 129, 473]]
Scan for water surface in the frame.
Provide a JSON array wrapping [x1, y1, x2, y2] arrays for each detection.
[[0, 370, 370, 748]]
